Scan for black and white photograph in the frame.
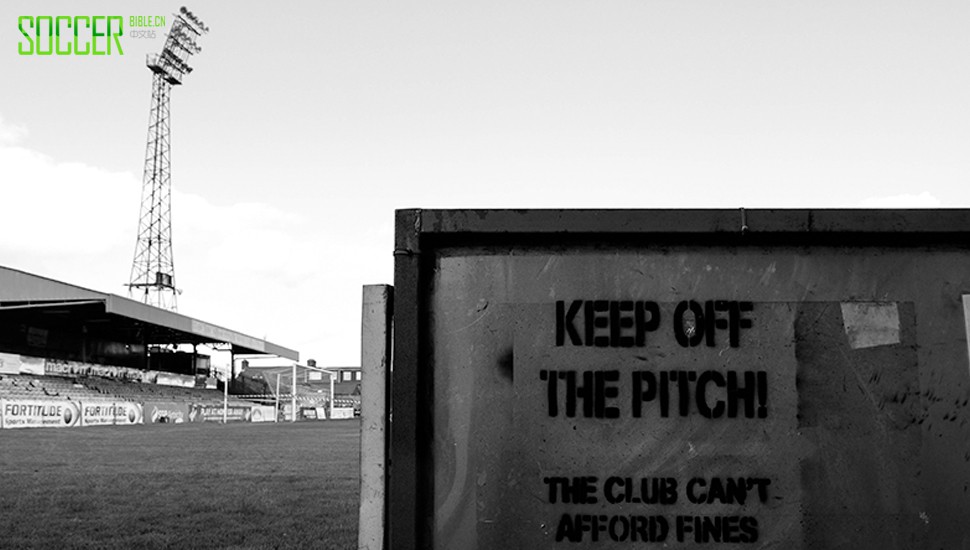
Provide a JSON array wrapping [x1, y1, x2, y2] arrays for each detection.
[[2, 2, 970, 548]]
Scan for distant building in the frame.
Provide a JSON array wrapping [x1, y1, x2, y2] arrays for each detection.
[[319, 366, 361, 395], [236, 357, 361, 396]]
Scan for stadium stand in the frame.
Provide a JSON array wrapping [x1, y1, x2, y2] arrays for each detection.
[[0, 372, 251, 406], [0, 266, 305, 428]]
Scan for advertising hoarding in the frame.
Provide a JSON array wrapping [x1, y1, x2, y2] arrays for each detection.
[[188, 403, 251, 423], [80, 401, 143, 426], [1, 399, 80, 429], [250, 405, 276, 423], [143, 401, 190, 424]]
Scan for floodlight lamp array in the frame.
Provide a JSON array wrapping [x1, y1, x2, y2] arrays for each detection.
[[179, 6, 210, 33], [146, 7, 208, 85]]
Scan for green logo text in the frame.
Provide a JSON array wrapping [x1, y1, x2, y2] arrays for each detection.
[[18, 15, 124, 56]]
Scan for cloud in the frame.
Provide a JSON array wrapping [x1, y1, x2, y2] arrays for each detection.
[[0, 114, 27, 145], [858, 192, 942, 208], [0, 146, 140, 256], [0, 113, 346, 362], [0, 113, 314, 272]]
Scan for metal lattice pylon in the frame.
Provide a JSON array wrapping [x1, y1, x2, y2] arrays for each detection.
[[128, 73, 177, 310], [127, 8, 208, 311]]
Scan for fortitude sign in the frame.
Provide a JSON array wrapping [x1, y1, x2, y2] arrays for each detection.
[[388, 209, 970, 550], [81, 401, 143, 426], [1, 399, 80, 428]]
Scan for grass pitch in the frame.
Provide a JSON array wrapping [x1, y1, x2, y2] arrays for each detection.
[[0, 421, 360, 549]]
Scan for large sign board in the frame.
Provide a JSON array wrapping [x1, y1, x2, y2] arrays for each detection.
[[1, 399, 80, 428], [143, 401, 190, 424], [80, 401, 143, 426], [389, 209, 970, 549], [250, 405, 276, 423], [188, 403, 251, 423]]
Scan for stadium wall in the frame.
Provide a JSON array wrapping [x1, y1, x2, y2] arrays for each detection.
[[0, 354, 360, 428], [0, 398, 359, 428]]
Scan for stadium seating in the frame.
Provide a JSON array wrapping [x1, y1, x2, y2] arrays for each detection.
[[0, 374, 104, 400], [0, 373, 250, 406]]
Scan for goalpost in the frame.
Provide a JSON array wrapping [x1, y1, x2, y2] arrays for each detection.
[[282, 363, 336, 423], [231, 360, 339, 422]]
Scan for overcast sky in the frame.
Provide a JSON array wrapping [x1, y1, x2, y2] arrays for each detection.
[[2, 1, 968, 366]]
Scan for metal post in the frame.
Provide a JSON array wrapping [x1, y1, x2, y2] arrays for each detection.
[[329, 372, 335, 420], [390, 209, 423, 549], [223, 350, 232, 424], [275, 373, 281, 423], [222, 364, 228, 424], [291, 362, 297, 423]]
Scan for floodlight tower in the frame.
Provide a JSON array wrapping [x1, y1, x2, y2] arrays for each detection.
[[127, 7, 209, 311]]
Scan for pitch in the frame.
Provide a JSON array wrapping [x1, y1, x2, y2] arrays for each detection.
[[0, 420, 360, 549]]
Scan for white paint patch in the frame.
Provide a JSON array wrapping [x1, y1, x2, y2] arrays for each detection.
[[840, 302, 900, 349], [759, 262, 777, 286]]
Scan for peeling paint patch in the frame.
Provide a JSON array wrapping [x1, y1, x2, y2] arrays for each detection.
[[840, 302, 900, 349]]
